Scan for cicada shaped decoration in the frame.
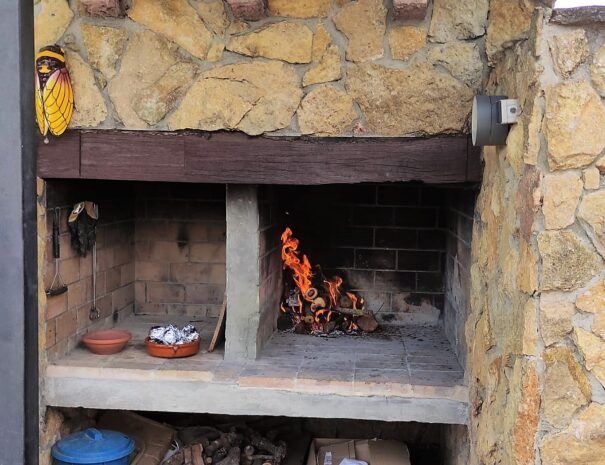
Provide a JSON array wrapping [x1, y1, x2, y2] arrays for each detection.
[[35, 45, 74, 139]]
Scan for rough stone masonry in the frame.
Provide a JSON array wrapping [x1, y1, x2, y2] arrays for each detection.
[[33, 0, 490, 137], [467, 5, 605, 465]]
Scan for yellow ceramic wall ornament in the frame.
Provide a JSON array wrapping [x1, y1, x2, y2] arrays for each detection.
[[35, 45, 74, 141]]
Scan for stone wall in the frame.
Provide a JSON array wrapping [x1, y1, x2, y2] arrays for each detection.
[[467, 5, 605, 465], [33, 0, 487, 137]]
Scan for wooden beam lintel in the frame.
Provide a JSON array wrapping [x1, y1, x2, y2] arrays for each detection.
[[38, 130, 482, 185]]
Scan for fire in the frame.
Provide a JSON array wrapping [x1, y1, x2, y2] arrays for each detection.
[[280, 227, 371, 335], [324, 276, 343, 308], [281, 228, 313, 299], [346, 292, 359, 310]]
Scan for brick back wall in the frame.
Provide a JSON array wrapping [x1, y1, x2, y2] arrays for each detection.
[[44, 181, 135, 361], [276, 184, 448, 323], [134, 184, 226, 317], [443, 188, 477, 366], [258, 186, 283, 348]]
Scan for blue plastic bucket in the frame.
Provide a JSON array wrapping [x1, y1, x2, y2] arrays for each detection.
[[52, 428, 135, 465]]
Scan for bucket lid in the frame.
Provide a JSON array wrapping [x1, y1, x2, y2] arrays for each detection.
[[51, 428, 135, 464]]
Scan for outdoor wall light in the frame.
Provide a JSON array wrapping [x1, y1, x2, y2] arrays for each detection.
[[472, 96, 519, 146]]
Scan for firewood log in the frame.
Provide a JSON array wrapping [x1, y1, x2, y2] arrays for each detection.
[[249, 433, 287, 465], [212, 448, 228, 463], [305, 288, 318, 300], [163, 450, 185, 465], [241, 445, 255, 465], [216, 447, 241, 465], [356, 314, 379, 332], [192, 444, 204, 465], [206, 433, 234, 456], [184, 447, 193, 465], [294, 322, 306, 334], [332, 307, 372, 317], [323, 321, 337, 333], [178, 426, 221, 446]]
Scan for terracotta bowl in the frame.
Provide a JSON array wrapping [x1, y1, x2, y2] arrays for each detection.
[[82, 329, 132, 355], [145, 338, 200, 358]]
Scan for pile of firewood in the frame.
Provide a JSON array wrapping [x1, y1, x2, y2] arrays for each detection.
[[280, 228, 378, 335], [164, 425, 288, 465], [280, 275, 379, 335]]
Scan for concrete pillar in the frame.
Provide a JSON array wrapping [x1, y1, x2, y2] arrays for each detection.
[[225, 185, 261, 360], [0, 0, 37, 463]]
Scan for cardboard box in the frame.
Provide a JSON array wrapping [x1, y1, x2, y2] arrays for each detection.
[[307, 439, 411, 465]]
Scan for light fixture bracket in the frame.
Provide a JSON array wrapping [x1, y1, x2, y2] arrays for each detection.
[[472, 96, 519, 147]]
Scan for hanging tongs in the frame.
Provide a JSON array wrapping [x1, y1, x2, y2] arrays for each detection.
[[67, 201, 99, 320], [46, 208, 68, 297]]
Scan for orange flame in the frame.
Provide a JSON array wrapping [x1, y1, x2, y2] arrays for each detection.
[[346, 292, 360, 310], [324, 276, 343, 309], [314, 309, 328, 323], [281, 227, 365, 334], [281, 228, 313, 299]]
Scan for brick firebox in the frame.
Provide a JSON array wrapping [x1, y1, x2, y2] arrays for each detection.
[[41, 178, 476, 425]]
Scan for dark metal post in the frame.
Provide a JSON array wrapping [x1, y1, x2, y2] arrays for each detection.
[[0, 0, 38, 464]]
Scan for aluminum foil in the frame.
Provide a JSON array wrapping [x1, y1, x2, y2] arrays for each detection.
[[148, 324, 200, 345]]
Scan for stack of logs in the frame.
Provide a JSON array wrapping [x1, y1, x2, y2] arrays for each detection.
[[280, 279, 379, 335], [165, 425, 288, 465]]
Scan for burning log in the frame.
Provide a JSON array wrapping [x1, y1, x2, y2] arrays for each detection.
[[305, 288, 318, 300], [332, 307, 372, 317], [294, 322, 306, 334], [280, 227, 378, 336], [356, 314, 379, 333]]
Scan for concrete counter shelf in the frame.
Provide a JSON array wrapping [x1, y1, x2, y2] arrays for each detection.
[[44, 314, 468, 425]]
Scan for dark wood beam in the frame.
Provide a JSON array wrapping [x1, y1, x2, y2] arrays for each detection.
[[37, 130, 80, 178], [81, 131, 185, 182], [38, 130, 482, 184]]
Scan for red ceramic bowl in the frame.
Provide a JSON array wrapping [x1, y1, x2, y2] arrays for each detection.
[[82, 329, 132, 355], [145, 337, 200, 358]]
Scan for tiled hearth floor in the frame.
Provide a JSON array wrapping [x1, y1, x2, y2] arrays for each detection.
[[45, 314, 468, 424]]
